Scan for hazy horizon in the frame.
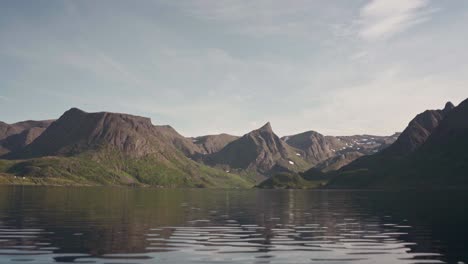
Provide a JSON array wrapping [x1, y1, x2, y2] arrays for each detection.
[[1, 0, 467, 137]]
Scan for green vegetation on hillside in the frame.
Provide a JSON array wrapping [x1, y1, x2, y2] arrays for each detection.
[[256, 173, 325, 189], [0, 147, 255, 188]]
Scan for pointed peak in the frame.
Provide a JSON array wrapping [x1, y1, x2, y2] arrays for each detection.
[[258, 122, 272, 132], [60, 107, 86, 119], [65, 107, 86, 115], [443, 101, 455, 112]]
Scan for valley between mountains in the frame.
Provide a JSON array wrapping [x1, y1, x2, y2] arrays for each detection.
[[1, 98, 466, 189]]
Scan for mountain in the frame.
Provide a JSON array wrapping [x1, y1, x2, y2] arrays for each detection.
[[192, 134, 239, 154], [327, 100, 467, 189], [282, 131, 399, 172], [282, 131, 334, 165], [203, 122, 310, 177], [0, 120, 53, 155], [1, 108, 252, 188], [383, 102, 454, 155]]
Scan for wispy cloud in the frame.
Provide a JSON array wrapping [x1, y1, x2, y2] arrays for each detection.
[[358, 0, 433, 41], [170, 0, 325, 38]]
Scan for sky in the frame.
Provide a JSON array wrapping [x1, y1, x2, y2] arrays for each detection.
[[0, 0, 467, 137]]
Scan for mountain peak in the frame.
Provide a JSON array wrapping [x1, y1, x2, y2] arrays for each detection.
[[65, 107, 86, 115], [257, 122, 272, 132], [5, 108, 159, 159], [381, 101, 455, 156], [444, 101, 455, 112]]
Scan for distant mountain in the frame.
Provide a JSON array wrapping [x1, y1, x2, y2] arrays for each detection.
[[282, 131, 334, 165], [327, 100, 468, 189], [204, 122, 310, 177], [0, 120, 53, 155], [1, 108, 252, 188], [282, 131, 399, 172], [192, 134, 239, 154]]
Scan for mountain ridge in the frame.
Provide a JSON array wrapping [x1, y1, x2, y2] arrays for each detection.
[[203, 122, 310, 176], [1, 108, 253, 188], [326, 100, 467, 189]]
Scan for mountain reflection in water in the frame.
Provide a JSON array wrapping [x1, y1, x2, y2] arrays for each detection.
[[0, 186, 467, 263]]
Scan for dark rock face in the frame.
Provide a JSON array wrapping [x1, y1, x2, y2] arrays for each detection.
[[192, 134, 239, 154], [0, 120, 53, 155], [5, 108, 190, 159], [8, 108, 150, 158], [205, 122, 308, 175], [424, 101, 466, 144], [383, 102, 454, 155], [327, 100, 468, 189]]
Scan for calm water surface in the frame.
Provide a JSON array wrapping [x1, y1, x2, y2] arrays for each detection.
[[0, 186, 467, 264]]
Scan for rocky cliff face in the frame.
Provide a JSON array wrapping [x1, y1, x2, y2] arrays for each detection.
[[4, 108, 210, 160], [5, 108, 166, 158], [205, 122, 309, 176]]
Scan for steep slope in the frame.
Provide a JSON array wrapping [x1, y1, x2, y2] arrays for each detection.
[[1, 108, 252, 188], [313, 151, 365, 172], [192, 134, 239, 154], [327, 100, 466, 189], [204, 123, 310, 176], [383, 102, 454, 155], [5, 108, 162, 158], [152, 125, 205, 156], [0, 120, 53, 155]]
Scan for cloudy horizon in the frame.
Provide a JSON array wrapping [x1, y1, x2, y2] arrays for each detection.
[[1, 0, 467, 137]]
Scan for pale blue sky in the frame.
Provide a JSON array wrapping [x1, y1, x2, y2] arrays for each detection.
[[1, 0, 467, 136]]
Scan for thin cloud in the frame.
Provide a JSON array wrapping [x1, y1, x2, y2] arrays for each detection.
[[358, 0, 433, 41]]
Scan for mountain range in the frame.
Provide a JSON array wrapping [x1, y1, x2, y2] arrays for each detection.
[[322, 99, 468, 189], [1, 98, 466, 189]]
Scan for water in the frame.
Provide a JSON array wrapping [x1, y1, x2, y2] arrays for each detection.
[[0, 187, 467, 264]]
